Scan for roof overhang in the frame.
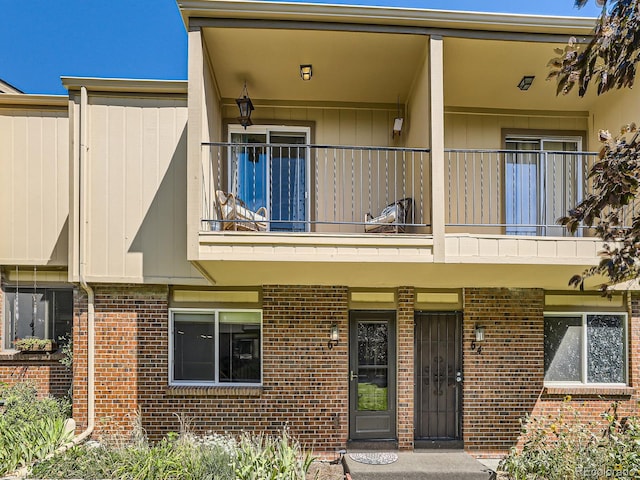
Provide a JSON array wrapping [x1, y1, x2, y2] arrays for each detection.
[[178, 0, 596, 36]]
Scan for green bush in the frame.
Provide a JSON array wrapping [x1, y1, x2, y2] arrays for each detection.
[[32, 428, 314, 480], [0, 382, 72, 476], [499, 398, 640, 480], [233, 428, 314, 480]]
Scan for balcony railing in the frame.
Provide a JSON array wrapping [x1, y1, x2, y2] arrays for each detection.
[[201, 142, 431, 234], [445, 149, 599, 236], [200, 144, 613, 237]]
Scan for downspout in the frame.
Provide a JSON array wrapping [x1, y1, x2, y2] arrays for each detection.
[[73, 85, 95, 444]]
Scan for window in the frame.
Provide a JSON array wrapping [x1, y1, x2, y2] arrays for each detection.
[[3, 288, 73, 350], [544, 313, 627, 385], [170, 309, 262, 386], [505, 136, 583, 236], [229, 126, 310, 232]]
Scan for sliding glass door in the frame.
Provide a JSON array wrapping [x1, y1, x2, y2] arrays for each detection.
[[229, 126, 310, 232], [505, 136, 582, 236]]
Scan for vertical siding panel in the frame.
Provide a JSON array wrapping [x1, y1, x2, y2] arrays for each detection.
[[124, 104, 144, 279], [89, 103, 110, 276]]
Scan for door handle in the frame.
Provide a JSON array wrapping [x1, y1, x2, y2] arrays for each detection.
[[350, 371, 358, 381], [456, 372, 463, 383]]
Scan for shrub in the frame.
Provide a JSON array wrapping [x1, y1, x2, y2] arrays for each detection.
[[0, 382, 72, 476], [499, 399, 640, 480]]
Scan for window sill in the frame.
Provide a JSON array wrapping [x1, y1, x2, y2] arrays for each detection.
[[544, 386, 635, 397], [165, 385, 263, 397], [0, 350, 64, 362]]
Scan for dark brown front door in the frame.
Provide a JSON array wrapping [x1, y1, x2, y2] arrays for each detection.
[[415, 311, 462, 441], [349, 311, 396, 440]]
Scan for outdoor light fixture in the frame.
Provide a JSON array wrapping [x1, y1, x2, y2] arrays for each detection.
[[393, 96, 403, 138], [328, 323, 339, 349], [517, 75, 535, 91], [300, 64, 313, 81], [236, 82, 254, 129], [471, 325, 485, 354]]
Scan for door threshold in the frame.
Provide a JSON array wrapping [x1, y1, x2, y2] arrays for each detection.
[[414, 439, 463, 450], [347, 439, 398, 451]]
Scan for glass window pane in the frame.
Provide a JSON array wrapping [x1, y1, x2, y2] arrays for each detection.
[[357, 367, 388, 411], [358, 322, 388, 366], [52, 290, 73, 344], [219, 312, 261, 383], [544, 316, 582, 382], [587, 315, 625, 383], [173, 313, 215, 381]]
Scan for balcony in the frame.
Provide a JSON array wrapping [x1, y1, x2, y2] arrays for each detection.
[[201, 142, 431, 235], [194, 143, 605, 287], [201, 143, 602, 238]]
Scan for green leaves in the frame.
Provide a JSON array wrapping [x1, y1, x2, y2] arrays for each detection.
[[559, 124, 640, 293], [552, 1, 640, 98]]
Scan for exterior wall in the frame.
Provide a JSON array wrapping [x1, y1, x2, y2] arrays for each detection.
[[397, 287, 415, 450], [72, 93, 204, 284], [0, 103, 69, 266], [73, 284, 350, 453], [462, 288, 545, 455], [590, 87, 640, 141]]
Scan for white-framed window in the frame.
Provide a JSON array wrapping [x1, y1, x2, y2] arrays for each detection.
[[3, 287, 73, 350], [544, 312, 627, 386], [169, 309, 262, 386]]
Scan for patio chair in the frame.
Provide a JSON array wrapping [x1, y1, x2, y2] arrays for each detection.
[[364, 197, 413, 233], [215, 190, 269, 231]]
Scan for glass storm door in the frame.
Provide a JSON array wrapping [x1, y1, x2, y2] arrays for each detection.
[[229, 127, 309, 232], [349, 311, 396, 440], [505, 137, 582, 236], [415, 312, 462, 442]]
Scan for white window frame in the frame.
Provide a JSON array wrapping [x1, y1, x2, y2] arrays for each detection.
[[543, 311, 628, 388], [169, 308, 263, 387]]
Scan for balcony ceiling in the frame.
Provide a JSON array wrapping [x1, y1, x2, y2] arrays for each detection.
[[203, 28, 427, 105], [203, 27, 598, 111], [444, 37, 597, 111]]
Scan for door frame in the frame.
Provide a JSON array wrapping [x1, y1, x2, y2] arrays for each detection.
[[348, 310, 397, 441], [228, 125, 311, 232]]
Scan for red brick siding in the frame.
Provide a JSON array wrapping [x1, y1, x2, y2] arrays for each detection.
[[75, 285, 350, 453], [462, 288, 545, 454], [397, 287, 414, 450]]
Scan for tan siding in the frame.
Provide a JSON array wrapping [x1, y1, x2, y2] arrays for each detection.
[[0, 107, 69, 265], [83, 95, 203, 283]]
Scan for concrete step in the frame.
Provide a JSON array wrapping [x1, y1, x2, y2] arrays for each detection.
[[344, 450, 496, 480]]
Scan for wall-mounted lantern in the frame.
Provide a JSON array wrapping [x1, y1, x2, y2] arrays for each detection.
[[328, 323, 339, 349], [236, 82, 254, 129], [471, 325, 485, 354]]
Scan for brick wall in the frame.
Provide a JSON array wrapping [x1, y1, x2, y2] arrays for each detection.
[[462, 288, 545, 454], [75, 284, 350, 454], [397, 287, 414, 450]]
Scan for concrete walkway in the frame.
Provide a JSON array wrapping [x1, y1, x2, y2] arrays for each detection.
[[345, 450, 496, 480]]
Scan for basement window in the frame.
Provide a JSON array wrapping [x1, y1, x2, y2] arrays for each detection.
[[169, 309, 262, 386], [3, 288, 73, 351], [544, 313, 627, 386]]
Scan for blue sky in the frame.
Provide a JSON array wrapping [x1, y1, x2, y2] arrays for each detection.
[[1, 0, 603, 95]]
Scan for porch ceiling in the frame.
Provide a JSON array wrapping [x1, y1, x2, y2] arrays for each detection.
[[202, 28, 428, 104], [444, 37, 598, 111]]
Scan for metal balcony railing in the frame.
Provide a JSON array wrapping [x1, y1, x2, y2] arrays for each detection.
[[445, 149, 600, 236], [201, 142, 432, 234]]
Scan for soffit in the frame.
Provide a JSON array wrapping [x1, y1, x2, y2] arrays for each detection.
[[203, 28, 427, 104], [444, 37, 598, 111]]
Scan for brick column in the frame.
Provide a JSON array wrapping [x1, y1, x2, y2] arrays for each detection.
[[462, 288, 544, 454], [397, 287, 415, 450]]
